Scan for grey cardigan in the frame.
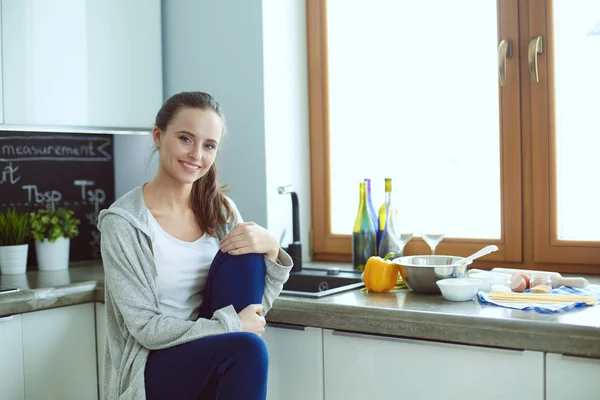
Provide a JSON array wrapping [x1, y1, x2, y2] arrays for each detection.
[[97, 186, 293, 400]]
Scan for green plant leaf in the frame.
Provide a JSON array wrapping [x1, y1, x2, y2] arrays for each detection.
[[0, 208, 30, 246], [28, 205, 81, 242]]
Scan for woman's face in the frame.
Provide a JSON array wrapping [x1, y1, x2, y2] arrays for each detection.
[[153, 107, 223, 185]]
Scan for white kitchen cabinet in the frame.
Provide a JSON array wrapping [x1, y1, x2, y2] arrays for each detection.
[[22, 303, 98, 400], [1, 0, 162, 128], [96, 302, 106, 400], [262, 324, 324, 400], [323, 329, 544, 400], [546, 353, 600, 399], [0, 314, 25, 400]]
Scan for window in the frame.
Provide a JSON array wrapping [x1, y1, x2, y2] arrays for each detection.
[[308, 0, 600, 273]]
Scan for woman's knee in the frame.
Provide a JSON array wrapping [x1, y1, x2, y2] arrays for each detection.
[[217, 253, 266, 283], [220, 252, 265, 269], [228, 332, 269, 367]]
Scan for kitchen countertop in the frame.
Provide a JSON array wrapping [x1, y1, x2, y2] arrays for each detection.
[[1, 262, 599, 358], [0, 261, 104, 316]]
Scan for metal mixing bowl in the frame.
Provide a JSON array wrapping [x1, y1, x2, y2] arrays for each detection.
[[392, 255, 472, 294]]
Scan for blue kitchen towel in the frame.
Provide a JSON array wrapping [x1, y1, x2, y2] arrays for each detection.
[[477, 284, 600, 313]]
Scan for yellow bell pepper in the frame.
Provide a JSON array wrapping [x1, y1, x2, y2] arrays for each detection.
[[363, 253, 399, 293]]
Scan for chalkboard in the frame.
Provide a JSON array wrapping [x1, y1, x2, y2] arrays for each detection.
[[0, 131, 115, 266]]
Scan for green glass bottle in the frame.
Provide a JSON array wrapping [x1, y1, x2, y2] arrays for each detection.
[[352, 181, 376, 271]]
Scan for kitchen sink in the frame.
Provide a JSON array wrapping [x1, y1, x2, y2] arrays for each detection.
[[280, 269, 364, 298]]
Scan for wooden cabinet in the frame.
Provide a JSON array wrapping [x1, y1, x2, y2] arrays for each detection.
[[0, 314, 25, 400], [21, 303, 98, 400], [1, 0, 162, 128], [546, 353, 600, 400], [262, 324, 324, 400], [96, 302, 106, 400], [323, 329, 544, 400]]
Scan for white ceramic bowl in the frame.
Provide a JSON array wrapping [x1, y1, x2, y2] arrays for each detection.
[[436, 278, 482, 302], [467, 271, 512, 292]]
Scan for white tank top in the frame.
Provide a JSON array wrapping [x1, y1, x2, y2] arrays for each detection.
[[146, 209, 220, 320]]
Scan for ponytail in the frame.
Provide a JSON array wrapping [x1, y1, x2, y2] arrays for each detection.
[[190, 164, 233, 236]]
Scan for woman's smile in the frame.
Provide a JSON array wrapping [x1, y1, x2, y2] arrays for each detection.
[[179, 160, 201, 172]]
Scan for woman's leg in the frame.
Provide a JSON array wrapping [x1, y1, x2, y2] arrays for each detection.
[[198, 250, 266, 318], [146, 251, 268, 398], [145, 331, 269, 400]]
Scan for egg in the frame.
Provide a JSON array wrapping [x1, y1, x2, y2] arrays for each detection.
[[510, 275, 527, 292], [519, 273, 531, 289]]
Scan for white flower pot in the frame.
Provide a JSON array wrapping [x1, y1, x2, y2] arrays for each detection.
[[0, 244, 29, 275], [35, 237, 71, 271]]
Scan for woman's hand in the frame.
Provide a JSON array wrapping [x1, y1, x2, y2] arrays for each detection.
[[238, 304, 266, 336], [220, 222, 280, 261]]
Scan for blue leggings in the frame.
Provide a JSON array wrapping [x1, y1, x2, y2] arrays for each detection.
[[145, 251, 268, 400]]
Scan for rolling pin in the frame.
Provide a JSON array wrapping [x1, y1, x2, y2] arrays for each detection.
[[468, 268, 589, 288]]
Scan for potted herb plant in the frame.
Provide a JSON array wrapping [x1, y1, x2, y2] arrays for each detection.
[[0, 208, 30, 275], [30, 206, 80, 271]]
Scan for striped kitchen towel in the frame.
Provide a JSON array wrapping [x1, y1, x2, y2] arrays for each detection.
[[477, 284, 600, 313]]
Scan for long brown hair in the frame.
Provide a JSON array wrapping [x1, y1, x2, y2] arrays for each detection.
[[154, 91, 233, 236]]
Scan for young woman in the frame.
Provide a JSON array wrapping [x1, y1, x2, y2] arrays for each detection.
[[98, 91, 293, 400]]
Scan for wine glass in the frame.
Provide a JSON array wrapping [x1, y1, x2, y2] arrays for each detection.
[[396, 233, 414, 257], [422, 233, 445, 255]]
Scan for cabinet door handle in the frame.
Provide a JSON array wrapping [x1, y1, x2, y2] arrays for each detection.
[[498, 39, 513, 86], [331, 330, 528, 354], [266, 322, 306, 331], [528, 36, 544, 83], [332, 330, 442, 347]]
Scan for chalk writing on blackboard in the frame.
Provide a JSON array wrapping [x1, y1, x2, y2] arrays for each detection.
[[0, 162, 21, 184], [0, 135, 112, 162]]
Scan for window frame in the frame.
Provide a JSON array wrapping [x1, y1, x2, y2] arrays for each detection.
[[529, 0, 600, 266]]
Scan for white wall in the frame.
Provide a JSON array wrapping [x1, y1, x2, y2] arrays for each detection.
[[114, 134, 157, 198], [262, 0, 311, 257], [162, 0, 268, 227], [161, 0, 311, 261]]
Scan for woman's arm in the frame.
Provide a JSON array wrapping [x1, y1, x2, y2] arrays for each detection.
[[261, 251, 293, 314], [100, 214, 241, 350]]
